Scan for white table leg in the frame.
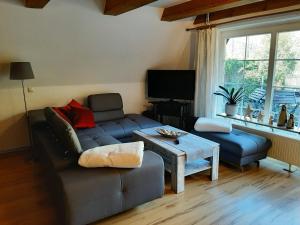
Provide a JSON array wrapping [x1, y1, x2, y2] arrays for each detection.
[[171, 155, 185, 193], [211, 147, 219, 181]]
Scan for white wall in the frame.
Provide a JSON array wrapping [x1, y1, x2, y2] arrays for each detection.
[[0, 0, 193, 151]]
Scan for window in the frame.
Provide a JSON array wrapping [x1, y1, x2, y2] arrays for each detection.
[[222, 27, 300, 127]]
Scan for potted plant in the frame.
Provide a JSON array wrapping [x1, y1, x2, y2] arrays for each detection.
[[214, 86, 244, 116]]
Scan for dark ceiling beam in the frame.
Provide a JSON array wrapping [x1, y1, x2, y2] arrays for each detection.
[[104, 0, 158, 16], [194, 0, 300, 25], [25, 0, 50, 8], [161, 0, 265, 22]]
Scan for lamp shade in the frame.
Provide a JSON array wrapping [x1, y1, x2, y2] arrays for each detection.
[[10, 62, 34, 80]]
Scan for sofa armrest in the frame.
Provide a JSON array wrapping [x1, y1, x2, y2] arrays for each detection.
[[29, 109, 47, 127]]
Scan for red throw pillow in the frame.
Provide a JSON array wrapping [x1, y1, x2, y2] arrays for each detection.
[[53, 107, 72, 124], [71, 106, 96, 129], [54, 99, 83, 123], [61, 99, 83, 114]]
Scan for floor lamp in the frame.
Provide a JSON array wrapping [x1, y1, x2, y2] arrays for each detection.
[[10, 62, 35, 149]]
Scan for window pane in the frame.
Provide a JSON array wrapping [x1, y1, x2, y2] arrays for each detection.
[[276, 30, 300, 59], [244, 61, 269, 84], [271, 30, 300, 127], [274, 60, 300, 87], [271, 87, 300, 127], [225, 37, 246, 60], [243, 61, 268, 117], [223, 34, 270, 118], [224, 59, 244, 85], [246, 34, 271, 60]]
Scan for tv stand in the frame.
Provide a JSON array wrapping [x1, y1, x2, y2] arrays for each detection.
[[150, 100, 191, 129]]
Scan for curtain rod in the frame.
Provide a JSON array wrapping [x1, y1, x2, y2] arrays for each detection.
[[186, 9, 300, 31], [186, 24, 217, 31], [186, 12, 216, 31]]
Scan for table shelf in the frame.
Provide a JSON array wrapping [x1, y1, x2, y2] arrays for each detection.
[[185, 159, 211, 176]]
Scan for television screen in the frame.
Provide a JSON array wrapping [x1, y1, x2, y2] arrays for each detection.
[[147, 70, 196, 100]]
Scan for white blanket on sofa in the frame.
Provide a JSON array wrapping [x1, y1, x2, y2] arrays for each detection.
[[194, 117, 232, 133], [78, 141, 144, 168]]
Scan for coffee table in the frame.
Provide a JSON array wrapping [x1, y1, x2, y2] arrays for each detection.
[[133, 125, 220, 193]]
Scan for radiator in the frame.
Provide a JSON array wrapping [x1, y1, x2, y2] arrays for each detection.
[[233, 124, 300, 167]]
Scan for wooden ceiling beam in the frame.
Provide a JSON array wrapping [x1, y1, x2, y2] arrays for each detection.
[[104, 0, 158, 15], [25, 0, 50, 8], [194, 0, 300, 25], [161, 0, 265, 22]]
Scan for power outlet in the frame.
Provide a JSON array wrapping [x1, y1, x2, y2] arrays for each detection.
[[27, 87, 34, 93]]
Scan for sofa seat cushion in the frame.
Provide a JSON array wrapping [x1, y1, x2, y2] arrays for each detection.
[[94, 114, 161, 139], [95, 118, 140, 139], [76, 126, 106, 137], [76, 128, 121, 151], [58, 113, 161, 152], [57, 150, 164, 225], [125, 114, 161, 129], [192, 128, 271, 157]]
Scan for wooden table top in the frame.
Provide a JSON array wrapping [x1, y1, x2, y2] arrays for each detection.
[[134, 125, 219, 160]]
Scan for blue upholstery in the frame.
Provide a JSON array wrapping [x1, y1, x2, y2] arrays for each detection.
[[93, 114, 161, 139], [76, 114, 161, 151], [76, 133, 121, 151], [125, 114, 162, 129], [192, 128, 271, 167]]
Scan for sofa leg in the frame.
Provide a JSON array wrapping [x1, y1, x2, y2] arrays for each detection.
[[256, 161, 260, 168], [240, 166, 244, 172]]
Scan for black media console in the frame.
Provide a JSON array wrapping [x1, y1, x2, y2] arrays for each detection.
[[149, 100, 192, 129]]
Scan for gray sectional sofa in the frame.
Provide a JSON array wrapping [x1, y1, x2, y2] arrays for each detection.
[[29, 93, 164, 225]]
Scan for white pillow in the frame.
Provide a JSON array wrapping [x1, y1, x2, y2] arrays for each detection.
[[194, 117, 232, 133], [78, 141, 144, 168]]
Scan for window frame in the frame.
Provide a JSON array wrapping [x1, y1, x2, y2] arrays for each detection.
[[218, 21, 300, 121]]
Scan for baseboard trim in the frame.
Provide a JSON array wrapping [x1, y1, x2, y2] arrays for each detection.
[[0, 146, 30, 154]]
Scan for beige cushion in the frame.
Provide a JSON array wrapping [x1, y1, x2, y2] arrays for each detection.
[[194, 117, 232, 133], [78, 141, 144, 168]]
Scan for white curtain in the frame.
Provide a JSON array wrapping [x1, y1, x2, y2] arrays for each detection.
[[194, 28, 221, 118]]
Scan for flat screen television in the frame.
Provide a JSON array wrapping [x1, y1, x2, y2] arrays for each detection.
[[147, 70, 196, 100]]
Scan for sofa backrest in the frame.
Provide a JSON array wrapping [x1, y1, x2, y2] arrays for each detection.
[[44, 107, 83, 155], [88, 93, 125, 122]]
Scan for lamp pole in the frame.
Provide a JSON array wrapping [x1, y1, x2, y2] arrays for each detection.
[[21, 80, 29, 117]]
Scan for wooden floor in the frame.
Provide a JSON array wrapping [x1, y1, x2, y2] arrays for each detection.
[[0, 151, 299, 225]]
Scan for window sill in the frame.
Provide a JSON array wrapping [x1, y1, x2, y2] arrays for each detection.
[[232, 120, 300, 141], [232, 121, 300, 141]]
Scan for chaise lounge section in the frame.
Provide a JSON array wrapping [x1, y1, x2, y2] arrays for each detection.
[[192, 128, 272, 170]]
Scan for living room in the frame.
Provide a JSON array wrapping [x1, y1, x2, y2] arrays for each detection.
[[0, 0, 300, 225]]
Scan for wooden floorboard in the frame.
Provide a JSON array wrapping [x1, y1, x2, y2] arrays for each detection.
[[0, 151, 299, 225], [0, 151, 58, 225]]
